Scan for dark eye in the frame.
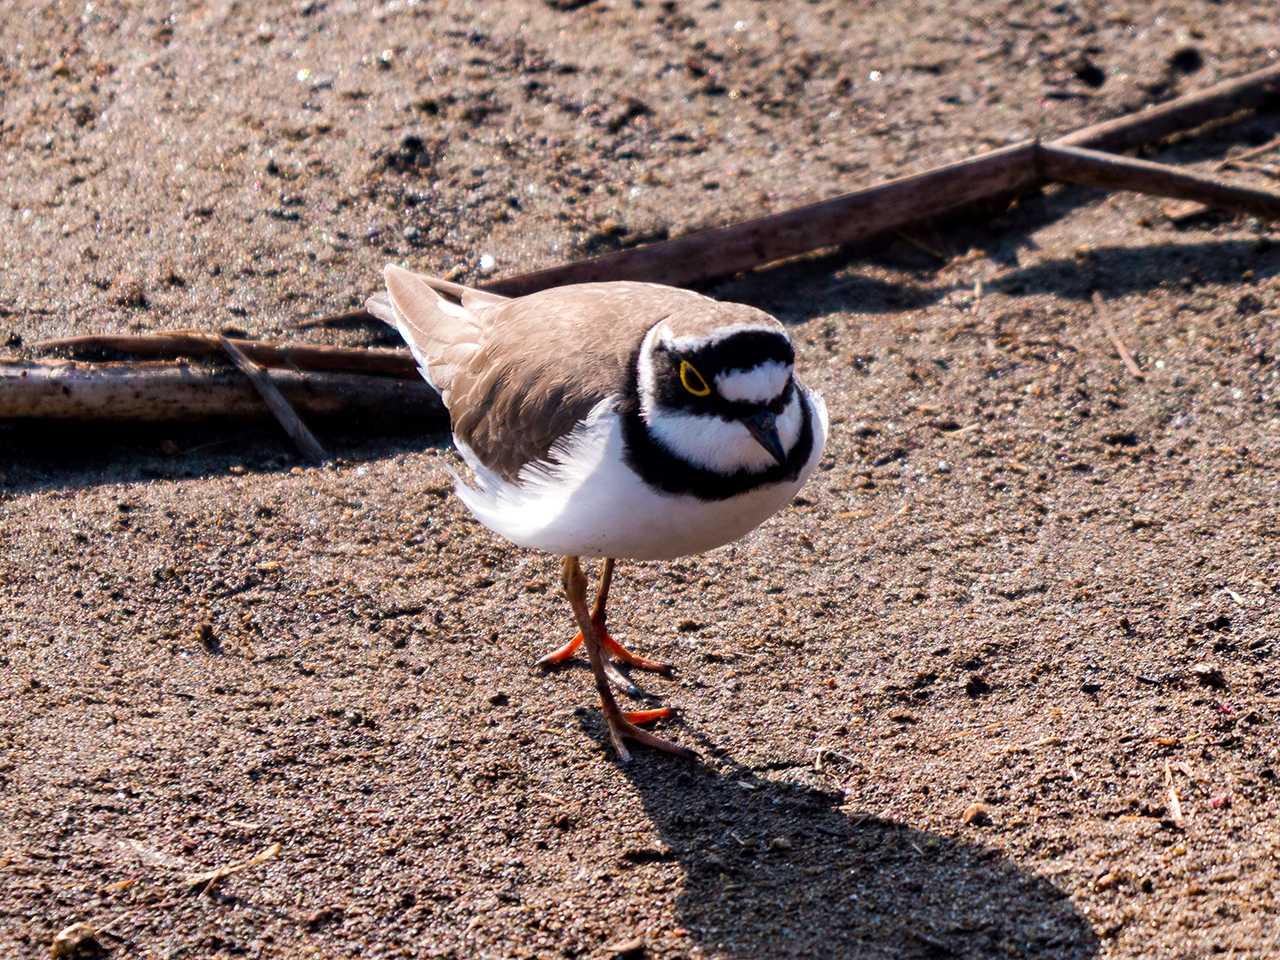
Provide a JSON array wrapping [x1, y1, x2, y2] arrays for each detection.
[[679, 359, 711, 397]]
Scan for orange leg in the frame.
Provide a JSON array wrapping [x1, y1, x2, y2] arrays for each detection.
[[561, 557, 696, 763], [536, 558, 672, 678]]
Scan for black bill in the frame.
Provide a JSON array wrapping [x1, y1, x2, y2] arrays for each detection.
[[741, 410, 787, 465]]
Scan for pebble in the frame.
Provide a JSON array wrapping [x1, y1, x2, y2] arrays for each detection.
[[1192, 662, 1226, 688], [108, 274, 147, 308], [603, 939, 645, 960], [51, 923, 100, 959], [1095, 871, 1120, 890], [961, 801, 992, 826]]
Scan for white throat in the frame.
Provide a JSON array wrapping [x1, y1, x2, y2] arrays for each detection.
[[644, 393, 803, 473]]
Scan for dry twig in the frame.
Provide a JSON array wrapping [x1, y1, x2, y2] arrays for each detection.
[[1090, 292, 1145, 380], [1216, 136, 1280, 169], [219, 338, 328, 462], [186, 842, 282, 894], [1039, 142, 1280, 221], [1164, 760, 1187, 829], [0, 360, 444, 425], [34, 332, 418, 379]]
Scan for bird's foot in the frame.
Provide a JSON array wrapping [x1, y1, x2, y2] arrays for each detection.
[[603, 631, 672, 674], [535, 631, 584, 668], [623, 706, 674, 725], [536, 626, 673, 693], [603, 704, 697, 764]]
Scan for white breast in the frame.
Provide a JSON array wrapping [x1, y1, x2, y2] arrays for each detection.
[[449, 389, 828, 561]]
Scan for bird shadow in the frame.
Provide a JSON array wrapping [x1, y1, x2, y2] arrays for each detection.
[[606, 748, 1100, 959]]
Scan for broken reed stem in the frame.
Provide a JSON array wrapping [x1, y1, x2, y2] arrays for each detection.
[[219, 337, 329, 463], [477, 60, 1280, 296], [1039, 142, 1280, 221], [0, 360, 445, 425], [34, 331, 419, 379], [1090, 292, 1144, 380], [1216, 135, 1280, 169], [9, 62, 1280, 432]]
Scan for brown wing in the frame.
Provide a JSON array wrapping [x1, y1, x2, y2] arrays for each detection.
[[450, 282, 714, 480], [376, 267, 716, 481]]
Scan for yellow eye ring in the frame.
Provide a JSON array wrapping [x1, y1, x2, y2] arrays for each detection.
[[679, 359, 712, 397]]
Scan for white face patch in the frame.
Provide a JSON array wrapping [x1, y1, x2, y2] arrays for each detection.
[[715, 361, 792, 404], [647, 391, 804, 474], [635, 321, 666, 421]]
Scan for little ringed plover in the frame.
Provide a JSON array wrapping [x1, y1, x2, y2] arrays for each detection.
[[369, 265, 828, 762]]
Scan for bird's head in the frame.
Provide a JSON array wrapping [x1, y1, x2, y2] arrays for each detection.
[[636, 306, 803, 475]]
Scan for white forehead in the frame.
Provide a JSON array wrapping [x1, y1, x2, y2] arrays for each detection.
[[715, 360, 791, 403], [658, 321, 783, 353]]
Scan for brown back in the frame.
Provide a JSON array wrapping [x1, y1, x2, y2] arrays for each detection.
[[443, 282, 714, 479], [381, 269, 783, 481]]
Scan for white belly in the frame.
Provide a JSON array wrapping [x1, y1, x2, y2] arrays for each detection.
[[450, 392, 827, 561]]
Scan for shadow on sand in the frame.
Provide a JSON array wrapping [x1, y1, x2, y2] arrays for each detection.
[[607, 747, 1098, 959], [0, 423, 451, 496]]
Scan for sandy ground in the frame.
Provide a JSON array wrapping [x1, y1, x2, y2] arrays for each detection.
[[3, 1, 1280, 957]]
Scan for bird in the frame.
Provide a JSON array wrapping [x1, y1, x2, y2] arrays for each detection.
[[368, 265, 828, 762]]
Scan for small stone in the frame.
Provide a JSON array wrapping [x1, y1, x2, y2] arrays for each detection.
[[603, 938, 645, 960], [487, 690, 509, 707], [1162, 199, 1212, 226], [51, 922, 101, 959], [961, 802, 992, 826], [196, 620, 216, 651], [767, 836, 792, 851], [1095, 871, 1120, 890], [305, 906, 344, 930], [1192, 662, 1226, 689], [108, 274, 147, 308]]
